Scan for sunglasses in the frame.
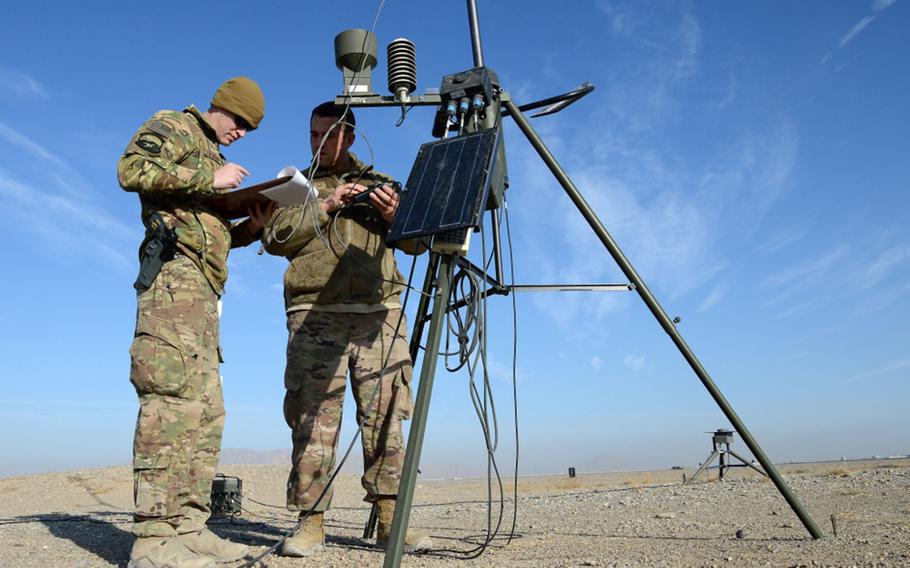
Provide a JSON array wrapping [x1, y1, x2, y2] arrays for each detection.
[[233, 113, 254, 132]]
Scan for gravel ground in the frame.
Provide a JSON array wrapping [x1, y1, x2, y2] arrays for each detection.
[[1, 459, 908, 567]]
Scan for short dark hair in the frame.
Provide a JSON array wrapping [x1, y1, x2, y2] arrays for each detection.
[[311, 101, 356, 134]]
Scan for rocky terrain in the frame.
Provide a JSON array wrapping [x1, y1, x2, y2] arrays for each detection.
[[1, 459, 908, 567]]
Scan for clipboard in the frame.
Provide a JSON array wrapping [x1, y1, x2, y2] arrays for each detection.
[[205, 166, 317, 219], [206, 176, 293, 219]]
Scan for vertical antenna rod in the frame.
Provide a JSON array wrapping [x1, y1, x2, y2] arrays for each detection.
[[467, 0, 485, 66], [467, 0, 507, 285]]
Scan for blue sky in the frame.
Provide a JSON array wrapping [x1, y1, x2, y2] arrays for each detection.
[[1, 1, 908, 478]]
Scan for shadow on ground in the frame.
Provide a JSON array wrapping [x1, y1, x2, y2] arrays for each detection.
[[27, 512, 133, 567]]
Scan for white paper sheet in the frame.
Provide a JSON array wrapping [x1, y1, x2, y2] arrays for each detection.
[[260, 166, 317, 206]]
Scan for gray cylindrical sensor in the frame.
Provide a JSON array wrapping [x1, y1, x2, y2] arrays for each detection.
[[387, 38, 417, 102], [335, 29, 378, 72], [335, 29, 378, 95]]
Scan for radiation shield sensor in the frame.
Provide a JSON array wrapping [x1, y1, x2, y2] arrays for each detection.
[[386, 126, 502, 251]]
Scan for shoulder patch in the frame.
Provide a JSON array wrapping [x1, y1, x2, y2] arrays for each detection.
[[135, 133, 163, 154], [147, 120, 173, 138]]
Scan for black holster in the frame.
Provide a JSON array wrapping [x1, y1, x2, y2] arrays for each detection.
[[134, 213, 178, 291]]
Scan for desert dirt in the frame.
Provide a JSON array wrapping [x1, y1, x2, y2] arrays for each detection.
[[1, 458, 908, 567]]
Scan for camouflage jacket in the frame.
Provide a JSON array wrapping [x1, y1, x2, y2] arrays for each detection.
[[262, 154, 423, 312], [118, 105, 257, 294]]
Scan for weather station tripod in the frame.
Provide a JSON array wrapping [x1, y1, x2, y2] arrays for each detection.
[[328, 1, 825, 565], [687, 429, 768, 483]]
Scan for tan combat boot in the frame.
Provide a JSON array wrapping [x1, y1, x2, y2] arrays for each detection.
[[128, 536, 215, 568], [178, 528, 249, 562], [280, 512, 325, 557], [375, 498, 432, 552]]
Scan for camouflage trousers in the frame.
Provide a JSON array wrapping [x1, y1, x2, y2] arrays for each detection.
[[283, 309, 414, 512], [129, 256, 224, 537]]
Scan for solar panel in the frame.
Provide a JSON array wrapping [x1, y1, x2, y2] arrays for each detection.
[[387, 127, 501, 245]]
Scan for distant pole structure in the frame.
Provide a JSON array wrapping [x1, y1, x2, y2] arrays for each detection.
[[687, 429, 767, 483]]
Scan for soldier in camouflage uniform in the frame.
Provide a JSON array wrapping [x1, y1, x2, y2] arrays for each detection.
[[119, 77, 272, 568], [261, 102, 431, 556]]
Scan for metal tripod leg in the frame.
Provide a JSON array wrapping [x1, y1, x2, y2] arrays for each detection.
[[504, 99, 823, 539], [728, 449, 768, 477], [688, 451, 720, 484], [363, 505, 378, 540], [383, 256, 455, 567], [363, 252, 441, 541]]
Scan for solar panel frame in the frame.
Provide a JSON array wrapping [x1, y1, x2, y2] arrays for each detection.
[[387, 127, 500, 245]]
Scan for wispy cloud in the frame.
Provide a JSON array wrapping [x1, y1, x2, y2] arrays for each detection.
[[841, 15, 878, 48], [761, 244, 849, 290], [0, 121, 70, 172], [596, 1, 701, 131], [761, 246, 845, 314], [0, 120, 91, 199], [485, 356, 525, 384], [756, 227, 809, 256], [774, 293, 837, 319], [763, 232, 910, 318], [862, 245, 910, 289], [695, 118, 799, 238], [838, 0, 897, 48], [591, 356, 603, 370], [508, 4, 798, 337], [0, 65, 50, 101], [623, 353, 647, 372], [874, 0, 897, 10], [0, 120, 134, 268], [0, 172, 133, 268], [698, 283, 726, 312], [840, 358, 910, 384], [856, 280, 910, 314], [821, 0, 897, 64]]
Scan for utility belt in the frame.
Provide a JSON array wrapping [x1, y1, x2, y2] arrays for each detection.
[[134, 212, 178, 291]]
